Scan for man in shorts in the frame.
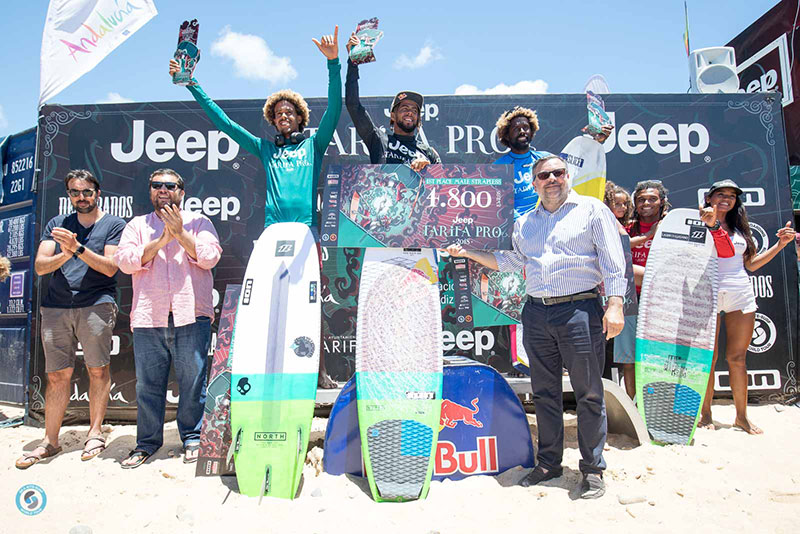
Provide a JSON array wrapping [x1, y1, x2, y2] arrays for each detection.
[[16, 169, 125, 469]]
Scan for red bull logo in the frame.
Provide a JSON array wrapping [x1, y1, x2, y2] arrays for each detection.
[[435, 437, 498, 476], [440, 397, 483, 430]]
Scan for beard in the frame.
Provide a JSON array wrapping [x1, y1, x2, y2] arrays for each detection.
[[395, 118, 417, 135], [509, 135, 530, 152], [73, 201, 96, 214]]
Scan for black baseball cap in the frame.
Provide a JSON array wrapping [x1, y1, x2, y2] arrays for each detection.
[[391, 91, 424, 112], [707, 179, 743, 196]]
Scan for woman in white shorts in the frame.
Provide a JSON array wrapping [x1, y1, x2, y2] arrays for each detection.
[[698, 180, 796, 434]]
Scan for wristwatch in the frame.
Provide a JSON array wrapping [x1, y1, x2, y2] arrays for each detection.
[[73, 245, 86, 259], [707, 221, 721, 231]]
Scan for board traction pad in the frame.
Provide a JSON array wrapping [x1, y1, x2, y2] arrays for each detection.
[[356, 249, 443, 502]]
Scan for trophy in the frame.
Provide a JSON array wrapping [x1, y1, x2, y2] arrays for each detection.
[[349, 18, 383, 65], [584, 91, 611, 135], [172, 19, 200, 86]]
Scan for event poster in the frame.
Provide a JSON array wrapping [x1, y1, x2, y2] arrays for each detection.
[[320, 164, 514, 250]]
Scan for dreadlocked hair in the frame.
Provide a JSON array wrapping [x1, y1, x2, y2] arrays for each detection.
[[704, 192, 757, 262], [263, 90, 310, 130], [631, 180, 671, 236], [495, 107, 539, 147]]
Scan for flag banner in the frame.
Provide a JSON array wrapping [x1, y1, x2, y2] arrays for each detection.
[[39, 0, 158, 105]]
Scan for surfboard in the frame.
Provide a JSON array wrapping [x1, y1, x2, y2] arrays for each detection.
[[561, 135, 606, 201], [356, 248, 443, 502], [229, 223, 320, 498], [196, 284, 241, 477], [634, 208, 718, 445]]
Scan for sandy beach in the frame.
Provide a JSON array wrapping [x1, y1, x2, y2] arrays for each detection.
[[1, 400, 799, 534]]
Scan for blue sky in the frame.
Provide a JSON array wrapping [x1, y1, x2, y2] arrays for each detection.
[[0, 0, 781, 137]]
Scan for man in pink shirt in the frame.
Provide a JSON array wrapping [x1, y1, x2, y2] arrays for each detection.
[[115, 169, 222, 468]]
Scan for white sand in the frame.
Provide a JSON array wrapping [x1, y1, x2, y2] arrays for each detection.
[[1, 400, 799, 534]]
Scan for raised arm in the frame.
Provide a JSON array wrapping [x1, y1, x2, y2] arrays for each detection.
[[344, 34, 381, 158], [169, 58, 262, 157], [312, 26, 343, 155], [745, 221, 796, 272]]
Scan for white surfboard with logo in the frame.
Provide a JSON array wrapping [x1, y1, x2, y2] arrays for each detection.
[[561, 135, 606, 201]]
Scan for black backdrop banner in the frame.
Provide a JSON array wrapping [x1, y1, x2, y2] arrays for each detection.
[[32, 90, 796, 421]]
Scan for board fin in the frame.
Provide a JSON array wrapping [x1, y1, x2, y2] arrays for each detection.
[[258, 465, 271, 505], [289, 426, 304, 499], [228, 426, 242, 467]]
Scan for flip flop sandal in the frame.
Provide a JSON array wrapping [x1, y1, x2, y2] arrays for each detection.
[[15, 443, 62, 470], [121, 449, 151, 469], [81, 436, 106, 461], [183, 443, 200, 464]]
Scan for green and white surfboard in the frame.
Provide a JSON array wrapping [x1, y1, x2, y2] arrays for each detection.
[[635, 208, 718, 445], [230, 223, 320, 498], [356, 248, 443, 502]]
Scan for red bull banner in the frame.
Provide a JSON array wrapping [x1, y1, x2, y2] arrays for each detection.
[[323, 358, 534, 481]]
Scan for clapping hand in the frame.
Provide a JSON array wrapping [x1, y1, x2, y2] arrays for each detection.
[[160, 204, 184, 238], [51, 227, 79, 255], [313, 26, 339, 60]]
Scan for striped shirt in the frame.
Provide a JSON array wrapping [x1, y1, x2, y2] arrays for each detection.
[[494, 190, 627, 298]]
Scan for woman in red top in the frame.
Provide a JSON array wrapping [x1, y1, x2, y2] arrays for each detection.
[[698, 180, 796, 434]]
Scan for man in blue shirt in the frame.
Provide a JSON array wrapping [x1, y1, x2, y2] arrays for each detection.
[[445, 155, 626, 499], [493, 107, 550, 219], [16, 170, 125, 469]]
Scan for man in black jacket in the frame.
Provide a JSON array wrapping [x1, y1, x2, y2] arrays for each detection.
[[345, 33, 440, 171]]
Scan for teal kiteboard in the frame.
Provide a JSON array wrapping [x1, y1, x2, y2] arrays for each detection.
[[229, 223, 320, 498], [635, 208, 719, 445], [356, 248, 443, 502]]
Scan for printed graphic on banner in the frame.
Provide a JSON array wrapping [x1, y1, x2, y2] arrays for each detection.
[[321, 247, 363, 381], [469, 262, 524, 326], [321, 164, 513, 250]]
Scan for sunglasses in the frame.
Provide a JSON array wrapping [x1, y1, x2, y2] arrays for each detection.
[[150, 181, 181, 191], [67, 188, 96, 198], [535, 168, 567, 181]]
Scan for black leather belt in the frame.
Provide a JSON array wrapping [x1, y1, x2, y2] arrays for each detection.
[[528, 289, 599, 306]]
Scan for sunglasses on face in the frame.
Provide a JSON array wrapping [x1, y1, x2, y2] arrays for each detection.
[[535, 168, 567, 181], [67, 189, 96, 198], [150, 181, 180, 191]]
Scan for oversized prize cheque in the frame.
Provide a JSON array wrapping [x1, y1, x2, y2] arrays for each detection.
[[320, 164, 514, 250]]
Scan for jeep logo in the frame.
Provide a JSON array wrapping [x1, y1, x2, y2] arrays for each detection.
[[110, 120, 239, 170]]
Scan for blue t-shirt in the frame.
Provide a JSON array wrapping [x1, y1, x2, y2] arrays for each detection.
[[495, 149, 549, 219], [41, 213, 126, 308]]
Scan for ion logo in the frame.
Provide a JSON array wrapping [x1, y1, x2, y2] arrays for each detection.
[[15, 484, 47, 516], [697, 187, 765, 207], [749, 313, 776, 354], [749, 222, 769, 254], [242, 279, 254, 305], [275, 241, 295, 257], [435, 437, 498, 476], [255, 432, 287, 441], [714, 369, 781, 391]]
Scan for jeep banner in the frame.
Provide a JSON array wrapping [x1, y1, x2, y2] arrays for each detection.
[[33, 90, 795, 421], [727, 0, 800, 163]]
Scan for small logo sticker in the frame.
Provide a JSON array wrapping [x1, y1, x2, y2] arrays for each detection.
[[236, 377, 252, 396], [309, 281, 317, 303], [16, 485, 46, 516], [242, 279, 254, 305], [290, 336, 315, 358], [255, 432, 287, 442], [275, 241, 295, 257]]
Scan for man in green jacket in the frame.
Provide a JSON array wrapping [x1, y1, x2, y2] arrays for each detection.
[[168, 26, 342, 387]]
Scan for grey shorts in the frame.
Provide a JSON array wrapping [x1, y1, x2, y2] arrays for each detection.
[[41, 302, 118, 373]]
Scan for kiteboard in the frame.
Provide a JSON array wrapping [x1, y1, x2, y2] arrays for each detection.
[[230, 223, 321, 498], [356, 248, 443, 502], [635, 208, 718, 445], [196, 284, 241, 477], [561, 135, 606, 201]]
